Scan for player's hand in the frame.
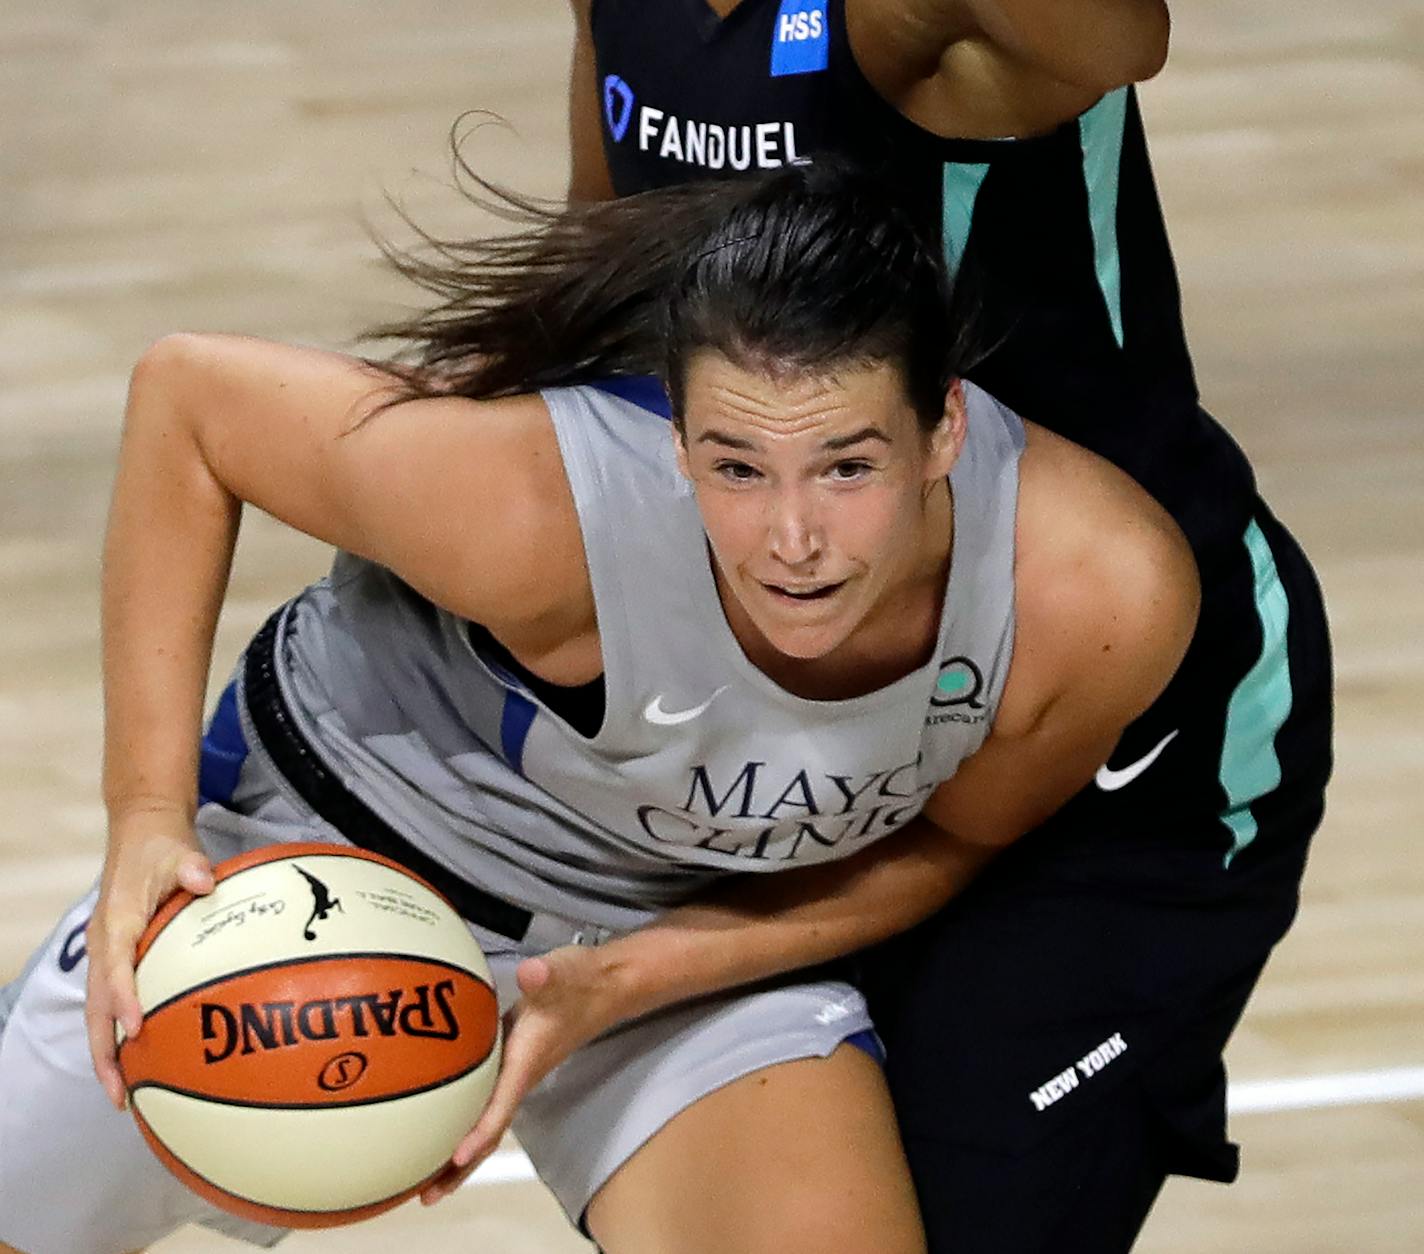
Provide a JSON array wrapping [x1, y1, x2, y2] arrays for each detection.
[[420, 944, 623, 1205], [85, 809, 214, 1110]]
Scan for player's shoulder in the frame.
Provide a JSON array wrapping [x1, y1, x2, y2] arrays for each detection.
[[998, 423, 1199, 735]]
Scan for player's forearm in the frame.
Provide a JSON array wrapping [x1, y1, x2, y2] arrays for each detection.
[[591, 817, 997, 1024], [101, 337, 241, 830], [566, 0, 616, 202], [895, 0, 1169, 92], [962, 0, 1170, 89]]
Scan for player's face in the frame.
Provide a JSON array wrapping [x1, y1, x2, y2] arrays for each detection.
[[676, 351, 962, 661]]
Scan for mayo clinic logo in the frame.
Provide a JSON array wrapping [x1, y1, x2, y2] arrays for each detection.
[[930, 657, 985, 710], [604, 74, 635, 143]]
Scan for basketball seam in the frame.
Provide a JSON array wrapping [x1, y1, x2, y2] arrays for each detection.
[[131, 950, 493, 1022], [127, 1048, 498, 1112]]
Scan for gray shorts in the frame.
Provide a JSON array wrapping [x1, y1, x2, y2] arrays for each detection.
[[0, 758, 873, 1252]]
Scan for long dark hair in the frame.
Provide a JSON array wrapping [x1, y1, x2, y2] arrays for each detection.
[[368, 149, 980, 428]]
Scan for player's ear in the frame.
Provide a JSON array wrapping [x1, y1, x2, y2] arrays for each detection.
[[925, 378, 967, 480]]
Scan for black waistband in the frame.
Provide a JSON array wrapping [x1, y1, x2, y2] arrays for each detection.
[[242, 607, 533, 942]]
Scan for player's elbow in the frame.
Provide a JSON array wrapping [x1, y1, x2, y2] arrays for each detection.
[[1104, 3, 1171, 88], [128, 332, 216, 414], [125, 333, 239, 474], [1061, 3, 1170, 94]]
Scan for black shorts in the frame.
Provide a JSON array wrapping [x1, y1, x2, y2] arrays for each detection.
[[859, 503, 1332, 1253]]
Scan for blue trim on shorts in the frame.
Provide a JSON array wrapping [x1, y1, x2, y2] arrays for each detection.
[[845, 1027, 885, 1065], [590, 375, 673, 420], [197, 682, 249, 807]]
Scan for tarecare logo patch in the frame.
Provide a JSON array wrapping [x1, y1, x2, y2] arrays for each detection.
[[770, 1, 828, 77], [931, 657, 985, 709], [925, 656, 990, 727]]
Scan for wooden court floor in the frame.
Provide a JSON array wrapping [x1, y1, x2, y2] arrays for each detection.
[[2, 3, 1421, 1250]]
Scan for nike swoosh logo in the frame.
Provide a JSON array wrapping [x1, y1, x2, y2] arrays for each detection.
[[1094, 729, 1179, 792], [643, 687, 728, 727]]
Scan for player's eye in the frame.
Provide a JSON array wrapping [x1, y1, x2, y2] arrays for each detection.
[[828, 460, 873, 481], [714, 460, 762, 483]]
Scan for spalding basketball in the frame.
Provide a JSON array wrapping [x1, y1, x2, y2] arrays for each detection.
[[116, 842, 501, 1228]]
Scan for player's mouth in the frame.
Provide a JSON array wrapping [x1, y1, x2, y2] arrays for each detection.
[[761, 580, 846, 603]]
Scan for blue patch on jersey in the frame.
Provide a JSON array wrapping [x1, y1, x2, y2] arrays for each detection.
[[604, 74, 635, 143], [845, 1028, 885, 1065], [500, 690, 539, 775], [198, 681, 249, 807], [770, 0, 828, 77], [591, 375, 673, 420]]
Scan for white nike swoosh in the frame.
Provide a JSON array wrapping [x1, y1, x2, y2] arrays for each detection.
[[643, 687, 728, 726], [1094, 729, 1179, 792]]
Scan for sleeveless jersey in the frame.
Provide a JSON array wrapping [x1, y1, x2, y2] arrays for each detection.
[[586, 0, 1257, 572], [267, 381, 1022, 932]]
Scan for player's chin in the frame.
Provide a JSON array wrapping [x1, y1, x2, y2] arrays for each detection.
[[740, 575, 863, 658], [755, 605, 858, 661]]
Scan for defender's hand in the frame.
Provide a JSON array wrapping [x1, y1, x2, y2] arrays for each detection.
[[85, 811, 214, 1109]]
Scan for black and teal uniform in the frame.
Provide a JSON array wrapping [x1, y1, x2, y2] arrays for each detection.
[[584, 2, 1331, 1248]]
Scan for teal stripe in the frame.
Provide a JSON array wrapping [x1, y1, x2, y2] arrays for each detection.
[[941, 161, 990, 279], [1078, 88, 1128, 347], [1219, 521, 1294, 867]]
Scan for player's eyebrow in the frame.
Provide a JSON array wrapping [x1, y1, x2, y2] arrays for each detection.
[[695, 426, 892, 451], [821, 427, 892, 451], [696, 429, 757, 449]]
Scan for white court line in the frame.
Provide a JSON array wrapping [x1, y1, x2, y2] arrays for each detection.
[[1227, 1065, 1424, 1115], [469, 1149, 538, 1186], [466, 1065, 1424, 1190]]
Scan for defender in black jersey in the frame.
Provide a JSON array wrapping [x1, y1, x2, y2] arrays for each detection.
[[563, 2, 1332, 1249]]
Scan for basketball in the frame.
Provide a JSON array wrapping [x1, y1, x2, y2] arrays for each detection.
[[115, 843, 502, 1228]]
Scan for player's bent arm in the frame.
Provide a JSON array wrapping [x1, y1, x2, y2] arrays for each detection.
[[566, 0, 615, 202], [575, 811, 1002, 1025], [105, 333, 590, 817], [91, 336, 593, 1105], [135, 336, 586, 622], [443, 504, 1200, 1182], [574, 483, 1201, 1027], [958, 0, 1169, 91], [850, 0, 1170, 137], [435, 805, 998, 1190]]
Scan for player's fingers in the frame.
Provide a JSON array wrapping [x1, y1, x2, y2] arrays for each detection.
[[419, 1158, 478, 1206], [84, 1017, 125, 1108], [109, 956, 144, 1040], [450, 1085, 517, 1170], [83, 976, 128, 1109], [514, 953, 551, 998], [92, 914, 146, 1038], [449, 1015, 549, 1170], [175, 852, 215, 896]]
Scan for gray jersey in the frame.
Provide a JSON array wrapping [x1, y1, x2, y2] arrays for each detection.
[[270, 381, 1022, 931]]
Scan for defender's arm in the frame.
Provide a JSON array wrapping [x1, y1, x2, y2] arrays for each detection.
[[849, 0, 1170, 137]]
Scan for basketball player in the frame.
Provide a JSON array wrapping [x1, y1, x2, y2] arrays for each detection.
[[0, 162, 1210, 1254], [566, 3, 1333, 1247]]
